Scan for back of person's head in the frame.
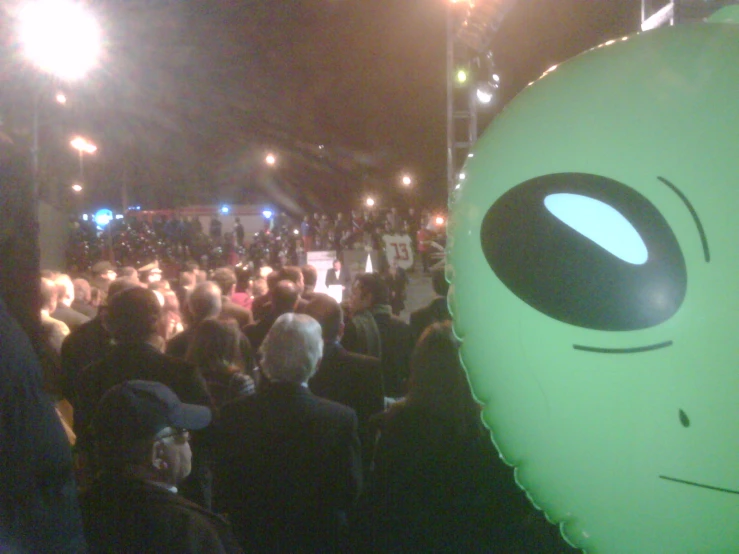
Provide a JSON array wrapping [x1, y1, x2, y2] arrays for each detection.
[[211, 267, 236, 297], [188, 281, 222, 323], [252, 278, 268, 298], [265, 270, 281, 293], [107, 287, 161, 342], [301, 264, 318, 291], [304, 293, 343, 342], [179, 271, 195, 288], [431, 267, 449, 297], [185, 318, 243, 375], [355, 272, 389, 306], [40, 277, 57, 311], [105, 278, 139, 304], [41, 269, 59, 280], [406, 322, 479, 424], [120, 266, 139, 281], [54, 274, 75, 305], [184, 260, 199, 273], [278, 266, 304, 292], [260, 313, 323, 384], [73, 278, 91, 303], [272, 280, 300, 315]]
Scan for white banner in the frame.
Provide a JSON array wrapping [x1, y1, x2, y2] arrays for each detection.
[[382, 234, 414, 270], [308, 250, 337, 294]]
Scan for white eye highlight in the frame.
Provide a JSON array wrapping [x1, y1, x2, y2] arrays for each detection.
[[544, 193, 648, 265]]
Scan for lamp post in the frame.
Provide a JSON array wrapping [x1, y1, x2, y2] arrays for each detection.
[[18, 0, 101, 196], [265, 153, 277, 166], [70, 136, 97, 185]]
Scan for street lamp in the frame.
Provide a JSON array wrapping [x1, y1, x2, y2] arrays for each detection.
[[401, 175, 412, 187], [265, 153, 276, 166], [70, 136, 97, 184], [18, 0, 102, 196], [55, 92, 67, 104], [19, 0, 102, 81], [365, 197, 376, 208], [71, 183, 82, 193]]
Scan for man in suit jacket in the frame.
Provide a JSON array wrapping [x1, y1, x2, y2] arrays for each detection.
[[344, 273, 413, 398], [213, 313, 362, 553], [409, 267, 451, 345], [166, 281, 222, 359], [51, 274, 90, 333], [325, 259, 352, 302], [243, 280, 300, 357], [304, 294, 384, 465], [74, 287, 213, 507]]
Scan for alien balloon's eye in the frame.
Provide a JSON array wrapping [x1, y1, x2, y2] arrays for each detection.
[[481, 173, 687, 331]]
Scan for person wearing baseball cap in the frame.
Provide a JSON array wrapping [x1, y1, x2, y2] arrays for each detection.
[[80, 381, 242, 553]]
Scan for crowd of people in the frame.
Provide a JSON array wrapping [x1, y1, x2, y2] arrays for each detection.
[[3, 254, 574, 553], [66, 206, 446, 278]]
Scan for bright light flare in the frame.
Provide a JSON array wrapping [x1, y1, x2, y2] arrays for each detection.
[[401, 175, 412, 187], [262, 210, 273, 219], [71, 183, 82, 192], [365, 197, 375, 208], [70, 136, 96, 154], [18, 0, 102, 81], [476, 88, 493, 104], [56, 92, 67, 104], [265, 153, 276, 166], [435, 216, 446, 226]]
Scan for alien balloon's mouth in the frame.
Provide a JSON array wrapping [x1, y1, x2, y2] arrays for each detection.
[[573, 341, 672, 354], [660, 475, 739, 495]]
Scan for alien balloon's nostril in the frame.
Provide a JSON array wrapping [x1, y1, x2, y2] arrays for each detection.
[[679, 409, 690, 428]]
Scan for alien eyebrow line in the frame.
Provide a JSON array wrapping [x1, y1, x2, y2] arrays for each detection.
[[572, 341, 673, 354], [659, 475, 739, 495], [657, 176, 710, 263]]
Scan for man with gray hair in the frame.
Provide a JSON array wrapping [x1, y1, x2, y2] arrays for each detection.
[[213, 313, 362, 553], [166, 281, 222, 359], [51, 274, 90, 332]]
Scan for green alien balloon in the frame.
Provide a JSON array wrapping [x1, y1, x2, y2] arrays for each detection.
[[449, 11, 739, 554]]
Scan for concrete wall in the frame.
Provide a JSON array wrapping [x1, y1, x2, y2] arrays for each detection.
[[39, 201, 69, 271]]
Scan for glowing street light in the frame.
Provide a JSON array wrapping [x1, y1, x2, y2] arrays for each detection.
[[265, 153, 276, 166], [70, 136, 97, 154], [70, 135, 96, 184], [71, 183, 82, 193], [365, 197, 376, 208], [401, 175, 412, 187], [56, 92, 67, 104], [18, 0, 102, 81]]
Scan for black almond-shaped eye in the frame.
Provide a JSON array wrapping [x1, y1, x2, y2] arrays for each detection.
[[481, 173, 687, 331]]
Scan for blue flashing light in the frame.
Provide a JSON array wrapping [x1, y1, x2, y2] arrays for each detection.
[[262, 210, 273, 219], [93, 209, 114, 228], [221, 205, 230, 214]]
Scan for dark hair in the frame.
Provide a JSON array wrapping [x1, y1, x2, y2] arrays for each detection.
[[278, 266, 303, 286], [301, 264, 318, 289], [186, 319, 244, 375], [266, 270, 281, 292], [304, 293, 343, 341], [107, 287, 161, 342], [120, 266, 138, 279], [403, 322, 480, 432], [431, 267, 449, 297], [211, 267, 236, 296], [355, 272, 389, 306], [272, 280, 300, 314]]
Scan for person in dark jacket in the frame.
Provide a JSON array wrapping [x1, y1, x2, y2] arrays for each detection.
[[358, 323, 573, 553], [81, 380, 241, 553], [304, 293, 384, 464], [185, 318, 255, 410], [409, 267, 451, 345], [0, 295, 87, 553], [213, 313, 362, 553], [74, 287, 213, 508], [166, 281, 223, 359], [51, 274, 90, 332]]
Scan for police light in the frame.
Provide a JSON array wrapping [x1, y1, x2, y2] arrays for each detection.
[[93, 208, 113, 228]]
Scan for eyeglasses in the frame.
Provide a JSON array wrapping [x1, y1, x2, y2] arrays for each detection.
[[156, 428, 190, 444]]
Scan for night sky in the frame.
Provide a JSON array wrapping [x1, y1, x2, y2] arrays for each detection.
[[3, 0, 641, 214]]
